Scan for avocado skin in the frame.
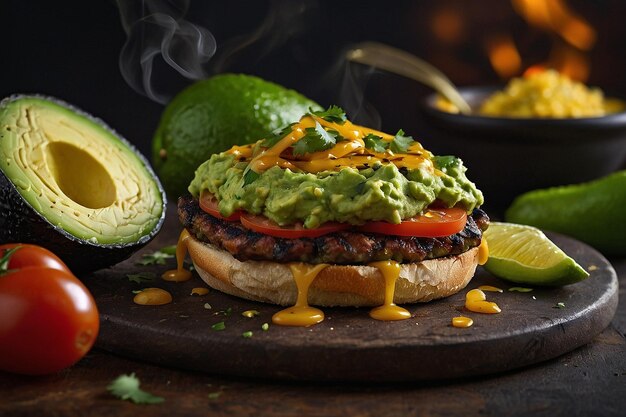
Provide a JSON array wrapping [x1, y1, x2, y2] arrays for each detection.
[[0, 94, 167, 274]]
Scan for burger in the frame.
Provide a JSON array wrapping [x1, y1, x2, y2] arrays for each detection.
[[177, 106, 489, 326]]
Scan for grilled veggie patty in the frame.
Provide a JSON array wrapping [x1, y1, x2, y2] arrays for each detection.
[[178, 194, 489, 264]]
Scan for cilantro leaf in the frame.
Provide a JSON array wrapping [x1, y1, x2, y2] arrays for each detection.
[[309, 105, 347, 124], [363, 133, 387, 153], [136, 250, 173, 266], [107, 373, 164, 404], [293, 121, 338, 156], [432, 155, 460, 170], [242, 167, 260, 186], [159, 245, 177, 256], [262, 123, 296, 148], [212, 321, 226, 331], [126, 272, 156, 284], [389, 129, 415, 153]]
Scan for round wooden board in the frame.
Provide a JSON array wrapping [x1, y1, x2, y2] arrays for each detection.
[[83, 224, 618, 382]]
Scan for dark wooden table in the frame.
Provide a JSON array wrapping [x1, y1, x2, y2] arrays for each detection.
[[1, 213, 625, 417]]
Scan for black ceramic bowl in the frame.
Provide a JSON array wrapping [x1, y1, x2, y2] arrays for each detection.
[[421, 86, 626, 213]]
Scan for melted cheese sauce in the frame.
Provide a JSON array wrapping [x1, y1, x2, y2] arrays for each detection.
[[368, 260, 411, 321], [478, 285, 503, 293], [452, 316, 474, 328], [162, 229, 193, 282], [478, 239, 489, 265], [133, 288, 173, 305], [272, 263, 328, 327], [228, 115, 434, 175], [465, 289, 501, 314]]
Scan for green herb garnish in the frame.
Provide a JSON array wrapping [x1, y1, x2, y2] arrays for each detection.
[[126, 272, 156, 284], [261, 323, 269, 331], [554, 302, 566, 309], [432, 155, 459, 170], [262, 122, 297, 148], [136, 250, 174, 266], [242, 331, 253, 338], [208, 391, 222, 400], [159, 245, 177, 256], [211, 321, 226, 331], [293, 121, 340, 156], [242, 167, 260, 186], [107, 373, 164, 404], [389, 129, 415, 153], [363, 133, 386, 153], [309, 105, 347, 124]]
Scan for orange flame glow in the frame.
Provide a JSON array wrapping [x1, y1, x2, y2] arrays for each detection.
[[486, 35, 522, 79], [511, 0, 595, 82]]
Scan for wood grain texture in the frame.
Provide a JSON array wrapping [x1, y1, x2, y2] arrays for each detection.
[[80, 208, 617, 381], [1, 205, 625, 416]]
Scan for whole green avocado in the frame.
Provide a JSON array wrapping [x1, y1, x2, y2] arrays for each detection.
[[152, 73, 320, 199]]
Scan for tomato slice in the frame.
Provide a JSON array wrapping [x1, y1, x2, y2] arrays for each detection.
[[199, 191, 241, 222], [357, 208, 468, 237], [240, 214, 350, 238]]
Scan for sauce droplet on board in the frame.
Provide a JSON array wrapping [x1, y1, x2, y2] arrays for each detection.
[[452, 316, 474, 328], [272, 263, 328, 327], [465, 289, 501, 314], [133, 288, 173, 305], [368, 260, 411, 321], [162, 229, 193, 282]]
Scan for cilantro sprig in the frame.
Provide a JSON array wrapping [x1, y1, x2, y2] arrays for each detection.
[[107, 373, 164, 404], [309, 105, 347, 124], [293, 121, 343, 156], [136, 250, 174, 266], [389, 129, 414, 153], [363, 129, 417, 154]]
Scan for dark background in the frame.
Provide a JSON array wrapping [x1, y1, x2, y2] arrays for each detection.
[[1, 0, 625, 157]]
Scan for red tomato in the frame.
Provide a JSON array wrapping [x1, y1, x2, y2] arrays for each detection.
[[0, 243, 71, 273], [357, 208, 468, 237], [199, 191, 241, 221], [240, 213, 350, 238], [0, 246, 99, 375]]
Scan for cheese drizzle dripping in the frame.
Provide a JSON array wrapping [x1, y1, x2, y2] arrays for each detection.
[[368, 260, 411, 321], [162, 229, 192, 282], [272, 263, 328, 327]]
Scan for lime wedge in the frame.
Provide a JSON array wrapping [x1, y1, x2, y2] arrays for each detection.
[[483, 222, 589, 286]]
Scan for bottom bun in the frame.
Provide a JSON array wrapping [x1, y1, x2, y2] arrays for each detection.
[[186, 235, 479, 307]]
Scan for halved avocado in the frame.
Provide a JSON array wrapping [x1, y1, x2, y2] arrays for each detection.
[[0, 95, 166, 273]]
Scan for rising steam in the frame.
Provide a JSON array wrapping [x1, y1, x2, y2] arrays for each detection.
[[117, 0, 216, 104]]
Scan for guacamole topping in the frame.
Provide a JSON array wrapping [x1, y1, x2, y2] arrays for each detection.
[[189, 108, 483, 228]]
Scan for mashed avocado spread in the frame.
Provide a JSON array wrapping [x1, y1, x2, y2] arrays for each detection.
[[188, 108, 483, 229]]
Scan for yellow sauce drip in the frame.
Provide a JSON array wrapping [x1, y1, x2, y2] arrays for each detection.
[[368, 260, 411, 321], [465, 289, 501, 314], [272, 263, 328, 327], [452, 316, 474, 328], [133, 288, 173, 305], [478, 239, 489, 265], [478, 285, 503, 293], [162, 229, 193, 282]]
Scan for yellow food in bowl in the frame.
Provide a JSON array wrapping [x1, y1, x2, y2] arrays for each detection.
[[479, 70, 621, 118]]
